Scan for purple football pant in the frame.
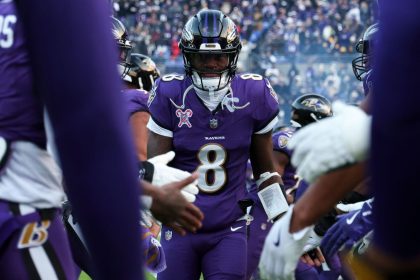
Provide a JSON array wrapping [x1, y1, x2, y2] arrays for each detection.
[[0, 200, 77, 279], [158, 219, 247, 280], [246, 202, 272, 279]]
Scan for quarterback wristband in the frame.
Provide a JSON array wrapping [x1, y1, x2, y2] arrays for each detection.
[[138, 160, 154, 183], [258, 183, 289, 221]]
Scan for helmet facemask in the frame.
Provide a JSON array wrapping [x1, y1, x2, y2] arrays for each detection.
[[352, 23, 378, 81], [183, 50, 239, 93], [125, 53, 160, 91], [352, 39, 371, 81], [116, 39, 132, 78]]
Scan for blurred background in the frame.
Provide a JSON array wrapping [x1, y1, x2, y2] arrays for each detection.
[[113, 0, 377, 125]]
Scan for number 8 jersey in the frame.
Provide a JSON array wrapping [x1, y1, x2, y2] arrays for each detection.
[[147, 73, 279, 231]]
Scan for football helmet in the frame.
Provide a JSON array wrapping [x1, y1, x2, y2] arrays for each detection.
[[352, 23, 379, 81], [111, 17, 132, 77], [125, 53, 160, 91], [291, 94, 333, 127], [179, 9, 242, 92]]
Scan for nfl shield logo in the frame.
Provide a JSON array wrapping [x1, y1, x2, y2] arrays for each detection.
[[165, 230, 172, 241], [209, 118, 218, 129]]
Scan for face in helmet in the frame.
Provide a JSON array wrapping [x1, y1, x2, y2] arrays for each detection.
[[179, 9, 242, 92], [111, 17, 132, 77], [124, 53, 160, 91], [352, 23, 379, 81], [291, 94, 333, 128]]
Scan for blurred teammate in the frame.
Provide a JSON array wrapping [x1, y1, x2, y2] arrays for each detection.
[[147, 9, 288, 280], [261, 5, 420, 277], [0, 1, 144, 278], [123, 52, 160, 160], [253, 94, 333, 279]]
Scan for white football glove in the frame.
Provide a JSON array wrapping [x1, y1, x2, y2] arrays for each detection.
[[336, 198, 374, 213], [302, 229, 322, 253], [148, 151, 199, 202], [259, 205, 314, 280], [289, 101, 371, 183]]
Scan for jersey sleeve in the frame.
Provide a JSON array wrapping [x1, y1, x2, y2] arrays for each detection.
[[253, 78, 280, 134], [122, 89, 150, 116], [146, 79, 173, 137], [272, 130, 292, 158]]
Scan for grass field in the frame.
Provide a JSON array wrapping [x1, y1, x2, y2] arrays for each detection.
[[79, 271, 156, 280]]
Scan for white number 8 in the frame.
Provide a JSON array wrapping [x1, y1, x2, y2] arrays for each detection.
[[196, 143, 227, 193], [161, 74, 184, 82], [240, 73, 263, 81]]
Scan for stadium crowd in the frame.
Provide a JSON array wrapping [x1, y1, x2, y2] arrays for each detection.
[[113, 0, 376, 123]]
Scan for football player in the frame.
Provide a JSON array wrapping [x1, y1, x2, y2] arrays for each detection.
[[250, 94, 334, 279], [258, 22, 380, 278], [123, 52, 160, 161], [0, 1, 144, 278], [61, 18, 202, 277], [147, 9, 288, 280]]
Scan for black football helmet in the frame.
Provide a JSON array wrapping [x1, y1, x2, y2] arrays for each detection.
[[111, 17, 132, 77], [291, 94, 333, 127], [352, 23, 379, 81], [125, 53, 160, 91], [179, 9, 242, 91]]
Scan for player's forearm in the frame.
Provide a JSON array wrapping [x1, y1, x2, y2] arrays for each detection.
[[130, 112, 150, 161], [290, 162, 366, 233], [147, 131, 172, 158]]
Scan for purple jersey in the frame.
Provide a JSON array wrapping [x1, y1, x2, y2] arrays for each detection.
[[148, 74, 279, 231], [7, 0, 144, 278], [0, 1, 45, 147], [122, 88, 150, 116], [272, 128, 298, 189]]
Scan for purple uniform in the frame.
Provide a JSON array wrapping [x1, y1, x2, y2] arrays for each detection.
[[372, 0, 420, 261], [247, 128, 321, 279], [1, 0, 143, 279], [148, 73, 279, 279], [122, 88, 150, 116], [272, 128, 298, 189], [0, 0, 45, 148]]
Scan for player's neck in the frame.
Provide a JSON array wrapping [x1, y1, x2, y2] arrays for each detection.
[[194, 86, 229, 111]]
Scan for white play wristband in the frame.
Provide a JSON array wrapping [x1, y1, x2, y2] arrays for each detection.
[[258, 183, 289, 221]]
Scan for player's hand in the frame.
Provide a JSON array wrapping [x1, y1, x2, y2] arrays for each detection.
[[289, 102, 371, 183], [321, 200, 373, 258], [148, 173, 204, 236], [148, 151, 199, 202], [300, 248, 325, 267], [259, 205, 313, 280], [302, 229, 322, 253]]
